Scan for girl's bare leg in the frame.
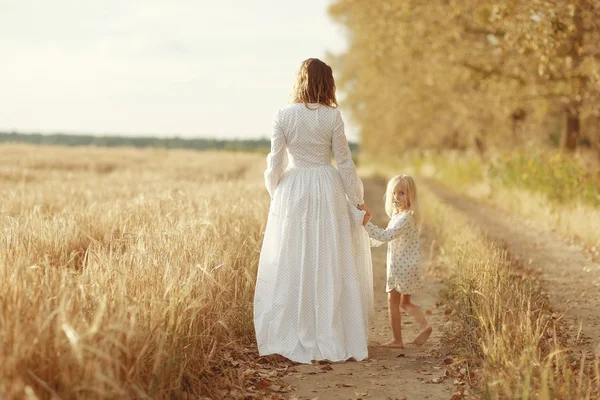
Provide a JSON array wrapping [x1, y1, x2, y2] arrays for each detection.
[[400, 294, 432, 346], [382, 290, 405, 348]]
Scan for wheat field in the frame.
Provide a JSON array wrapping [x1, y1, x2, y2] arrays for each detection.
[[4, 144, 599, 399], [0, 144, 269, 399]]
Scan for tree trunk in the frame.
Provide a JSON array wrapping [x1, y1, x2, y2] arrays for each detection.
[[561, 106, 579, 151], [560, 2, 583, 152]]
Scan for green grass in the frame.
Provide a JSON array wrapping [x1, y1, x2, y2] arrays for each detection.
[[489, 151, 600, 207], [397, 149, 600, 208]]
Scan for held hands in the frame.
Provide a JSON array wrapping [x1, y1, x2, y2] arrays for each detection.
[[357, 203, 372, 226], [362, 213, 372, 226]]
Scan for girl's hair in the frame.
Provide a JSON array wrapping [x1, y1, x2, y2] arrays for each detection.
[[384, 174, 421, 226], [292, 58, 338, 108]]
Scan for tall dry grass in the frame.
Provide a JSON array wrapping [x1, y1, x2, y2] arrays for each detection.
[[1, 144, 269, 399], [418, 184, 600, 399]]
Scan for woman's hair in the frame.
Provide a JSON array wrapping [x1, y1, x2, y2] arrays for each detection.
[[292, 58, 338, 108], [384, 174, 421, 226]]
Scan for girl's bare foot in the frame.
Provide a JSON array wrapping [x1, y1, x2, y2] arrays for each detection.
[[412, 325, 432, 346], [381, 338, 405, 348]]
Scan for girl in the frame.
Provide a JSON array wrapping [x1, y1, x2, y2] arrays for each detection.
[[364, 174, 432, 348]]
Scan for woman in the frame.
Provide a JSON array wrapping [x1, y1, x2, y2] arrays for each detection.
[[254, 58, 374, 363]]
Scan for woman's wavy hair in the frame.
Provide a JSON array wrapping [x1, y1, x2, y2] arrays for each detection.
[[292, 58, 338, 108]]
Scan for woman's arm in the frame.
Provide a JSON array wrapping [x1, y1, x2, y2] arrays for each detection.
[[264, 109, 288, 198], [332, 109, 364, 207]]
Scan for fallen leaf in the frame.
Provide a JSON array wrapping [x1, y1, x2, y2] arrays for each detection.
[[256, 379, 271, 390], [450, 392, 464, 400], [425, 309, 433, 315], [430, 377, 444, 384], [443, 358, 454, 365]]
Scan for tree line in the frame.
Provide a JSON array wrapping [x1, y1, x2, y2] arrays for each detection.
[[0, 131, 359, 154], [328, 0, 600, 158]]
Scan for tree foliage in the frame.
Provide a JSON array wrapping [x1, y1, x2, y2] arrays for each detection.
[[329, 0, 600, 157]]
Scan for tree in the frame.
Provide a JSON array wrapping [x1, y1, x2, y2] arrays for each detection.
[[328, 0, 600, 157]]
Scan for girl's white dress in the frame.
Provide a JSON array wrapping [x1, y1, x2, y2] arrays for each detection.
[[254, 103, 373, 364], [365, 211, 422, 294]]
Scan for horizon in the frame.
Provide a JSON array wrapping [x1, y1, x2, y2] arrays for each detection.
[[0, 130, 360, 144]]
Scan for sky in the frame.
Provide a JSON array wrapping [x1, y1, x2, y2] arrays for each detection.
[[0, 1, 356, 140]]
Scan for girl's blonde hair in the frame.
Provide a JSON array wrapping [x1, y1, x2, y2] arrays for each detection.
[[384, 174, 421, 226], [292, 58, 338, 108]]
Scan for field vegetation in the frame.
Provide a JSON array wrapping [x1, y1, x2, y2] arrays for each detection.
[[420, 182, 599, 399], [1, 144, 270, 399]]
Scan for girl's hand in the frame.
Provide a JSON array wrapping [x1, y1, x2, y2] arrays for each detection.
[[358, 203, 372, 226], [357, 203, 371, 219], [362, 212, 372, 226]]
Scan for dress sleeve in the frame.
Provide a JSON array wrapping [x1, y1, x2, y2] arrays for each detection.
[[365, 214, 411, 243], [332, 109, 364, 206], [264, 109, 288, 198], [369, 237, 386, 248]]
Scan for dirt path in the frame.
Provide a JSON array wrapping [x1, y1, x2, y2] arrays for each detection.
[[283, 177, 455, 400], [423, 179, 600, 361]]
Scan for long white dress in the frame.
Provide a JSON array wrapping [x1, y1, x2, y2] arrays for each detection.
[[254, 103, 373, 364]]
